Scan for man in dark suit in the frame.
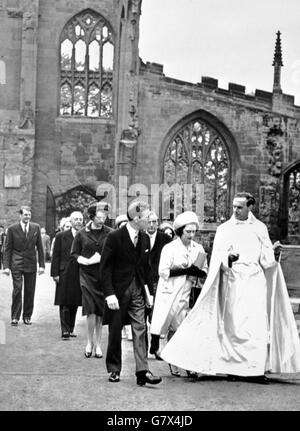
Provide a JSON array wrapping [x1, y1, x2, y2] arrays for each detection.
[[99, 200, 162, 386], [3, 206, 45, 326], [50, 211, 83, 339], [146, 211, 172, 358]]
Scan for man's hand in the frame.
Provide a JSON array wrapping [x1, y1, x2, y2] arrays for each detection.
[[3, 268, 10, 276], [53, 276, 59, 283], [273, 241, 282, 254], [38, 268, 45, 275], [273, 241, 282, 261], [228, 253, 239, 268], [106, 295, 120, 311]]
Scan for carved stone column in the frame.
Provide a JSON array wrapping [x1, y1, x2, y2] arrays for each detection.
[[115, 0, 141, 184], [19, 0, 39, 126]]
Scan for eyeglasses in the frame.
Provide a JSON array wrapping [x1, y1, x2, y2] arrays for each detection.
[[183, 230, 196, 234]]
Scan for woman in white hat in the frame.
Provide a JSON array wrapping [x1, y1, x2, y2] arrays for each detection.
[[150, 211, 208, 377]]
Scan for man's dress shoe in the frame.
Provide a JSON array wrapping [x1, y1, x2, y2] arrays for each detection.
[[23, 318, 32, 325], [136, 370, 162, 386], [11, 319, 18, 326], [69, 333, 77, 338], [227, 374, 270, 384], [245, 375, 270, 385], [61, 332, 70, 339], [109, 371, 120, 383]]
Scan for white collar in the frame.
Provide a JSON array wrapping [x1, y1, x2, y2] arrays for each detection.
[[147, 230, 157, 239], [20, 221, 29, 230], [231, 211, 256, 225]]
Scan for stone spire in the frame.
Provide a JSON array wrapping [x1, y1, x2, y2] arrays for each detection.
[[272, 31, 283, 94]]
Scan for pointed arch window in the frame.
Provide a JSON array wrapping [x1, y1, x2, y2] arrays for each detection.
[[163, 119, 231, 222], [286, 165, 300, 240], [60, 9, 114, 118]]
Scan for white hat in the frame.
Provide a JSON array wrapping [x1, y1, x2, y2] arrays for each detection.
[[115, 214, 128, 227], [173, 211, 199, 231]]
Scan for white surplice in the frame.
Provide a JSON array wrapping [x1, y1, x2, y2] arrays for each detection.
[[150, 238, 208, 337], [161, 213, 300, 376]]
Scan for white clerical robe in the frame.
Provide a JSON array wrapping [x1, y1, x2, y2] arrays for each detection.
[[161, 213, 300, 375]]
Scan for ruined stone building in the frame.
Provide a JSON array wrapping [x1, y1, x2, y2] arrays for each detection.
[[0, 0, 300, 249]]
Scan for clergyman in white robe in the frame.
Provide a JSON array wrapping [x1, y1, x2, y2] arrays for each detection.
[[161, 212, 300, 376]]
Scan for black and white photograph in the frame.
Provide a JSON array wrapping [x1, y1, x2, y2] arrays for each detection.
[[0, 0, 300, 417]]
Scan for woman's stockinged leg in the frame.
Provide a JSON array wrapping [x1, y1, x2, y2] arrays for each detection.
[[84, 314, 96, 357], [95, 315, 103, 358]]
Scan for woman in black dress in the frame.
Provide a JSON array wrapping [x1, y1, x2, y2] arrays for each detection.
[[71, 202, 112, 358]]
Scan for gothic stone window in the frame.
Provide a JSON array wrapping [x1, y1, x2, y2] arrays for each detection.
[[163, 119, 230, 222], [287, 165, 300, 239], [60, 9, 114, 118]]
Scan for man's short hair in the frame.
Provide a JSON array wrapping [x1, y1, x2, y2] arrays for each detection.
[[148, 210, 158, 221], [127, 199, 149, 221], [70, 211, 83, 220], [234, 192, 255, 207], [19, 206, 31, 215]]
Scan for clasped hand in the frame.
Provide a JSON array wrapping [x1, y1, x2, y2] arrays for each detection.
[[77, 252, 101, 266]]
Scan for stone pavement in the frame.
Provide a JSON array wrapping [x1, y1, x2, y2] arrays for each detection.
[[0, 264, 300, 412]]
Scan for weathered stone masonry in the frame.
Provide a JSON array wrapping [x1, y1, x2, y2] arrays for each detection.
[[0, 0, 299, 248]]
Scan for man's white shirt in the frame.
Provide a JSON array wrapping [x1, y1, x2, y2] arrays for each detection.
[[147, 230, 157, 250], [20, 221, 28, 235], [126, 222, 139, 245]]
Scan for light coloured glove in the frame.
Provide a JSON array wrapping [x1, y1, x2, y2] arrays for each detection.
[[38, 268, 45, 275], [106, 294, 120, 310], [3, 268, 10, 276], [77, 256, 89, 265], [147, 294, 154, 307], [86, 252, 101, 265], [53, 276, 59, 283]]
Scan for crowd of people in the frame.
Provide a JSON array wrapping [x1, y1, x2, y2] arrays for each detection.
[[1, 192, 300, 387]]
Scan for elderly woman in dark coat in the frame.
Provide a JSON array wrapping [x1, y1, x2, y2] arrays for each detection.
[[71, 202, 112, 358]]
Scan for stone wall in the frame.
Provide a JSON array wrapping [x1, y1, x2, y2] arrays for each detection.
[[136, 62, 300, 242], [0, 0, 300, 246], [31, 0, 119, 226]]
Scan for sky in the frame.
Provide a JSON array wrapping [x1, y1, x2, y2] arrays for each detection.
[[139, 0, 300, 105]]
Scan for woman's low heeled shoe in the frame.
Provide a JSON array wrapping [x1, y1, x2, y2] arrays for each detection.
[[169, 364, 181, 377], [84, 344, 93, 358], [94, 347, 103, 358]]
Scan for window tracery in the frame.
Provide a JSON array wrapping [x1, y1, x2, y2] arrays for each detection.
[[60, 10, 114, 118], [163, 120, 230, 222], [287, 165, 300, 238]]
